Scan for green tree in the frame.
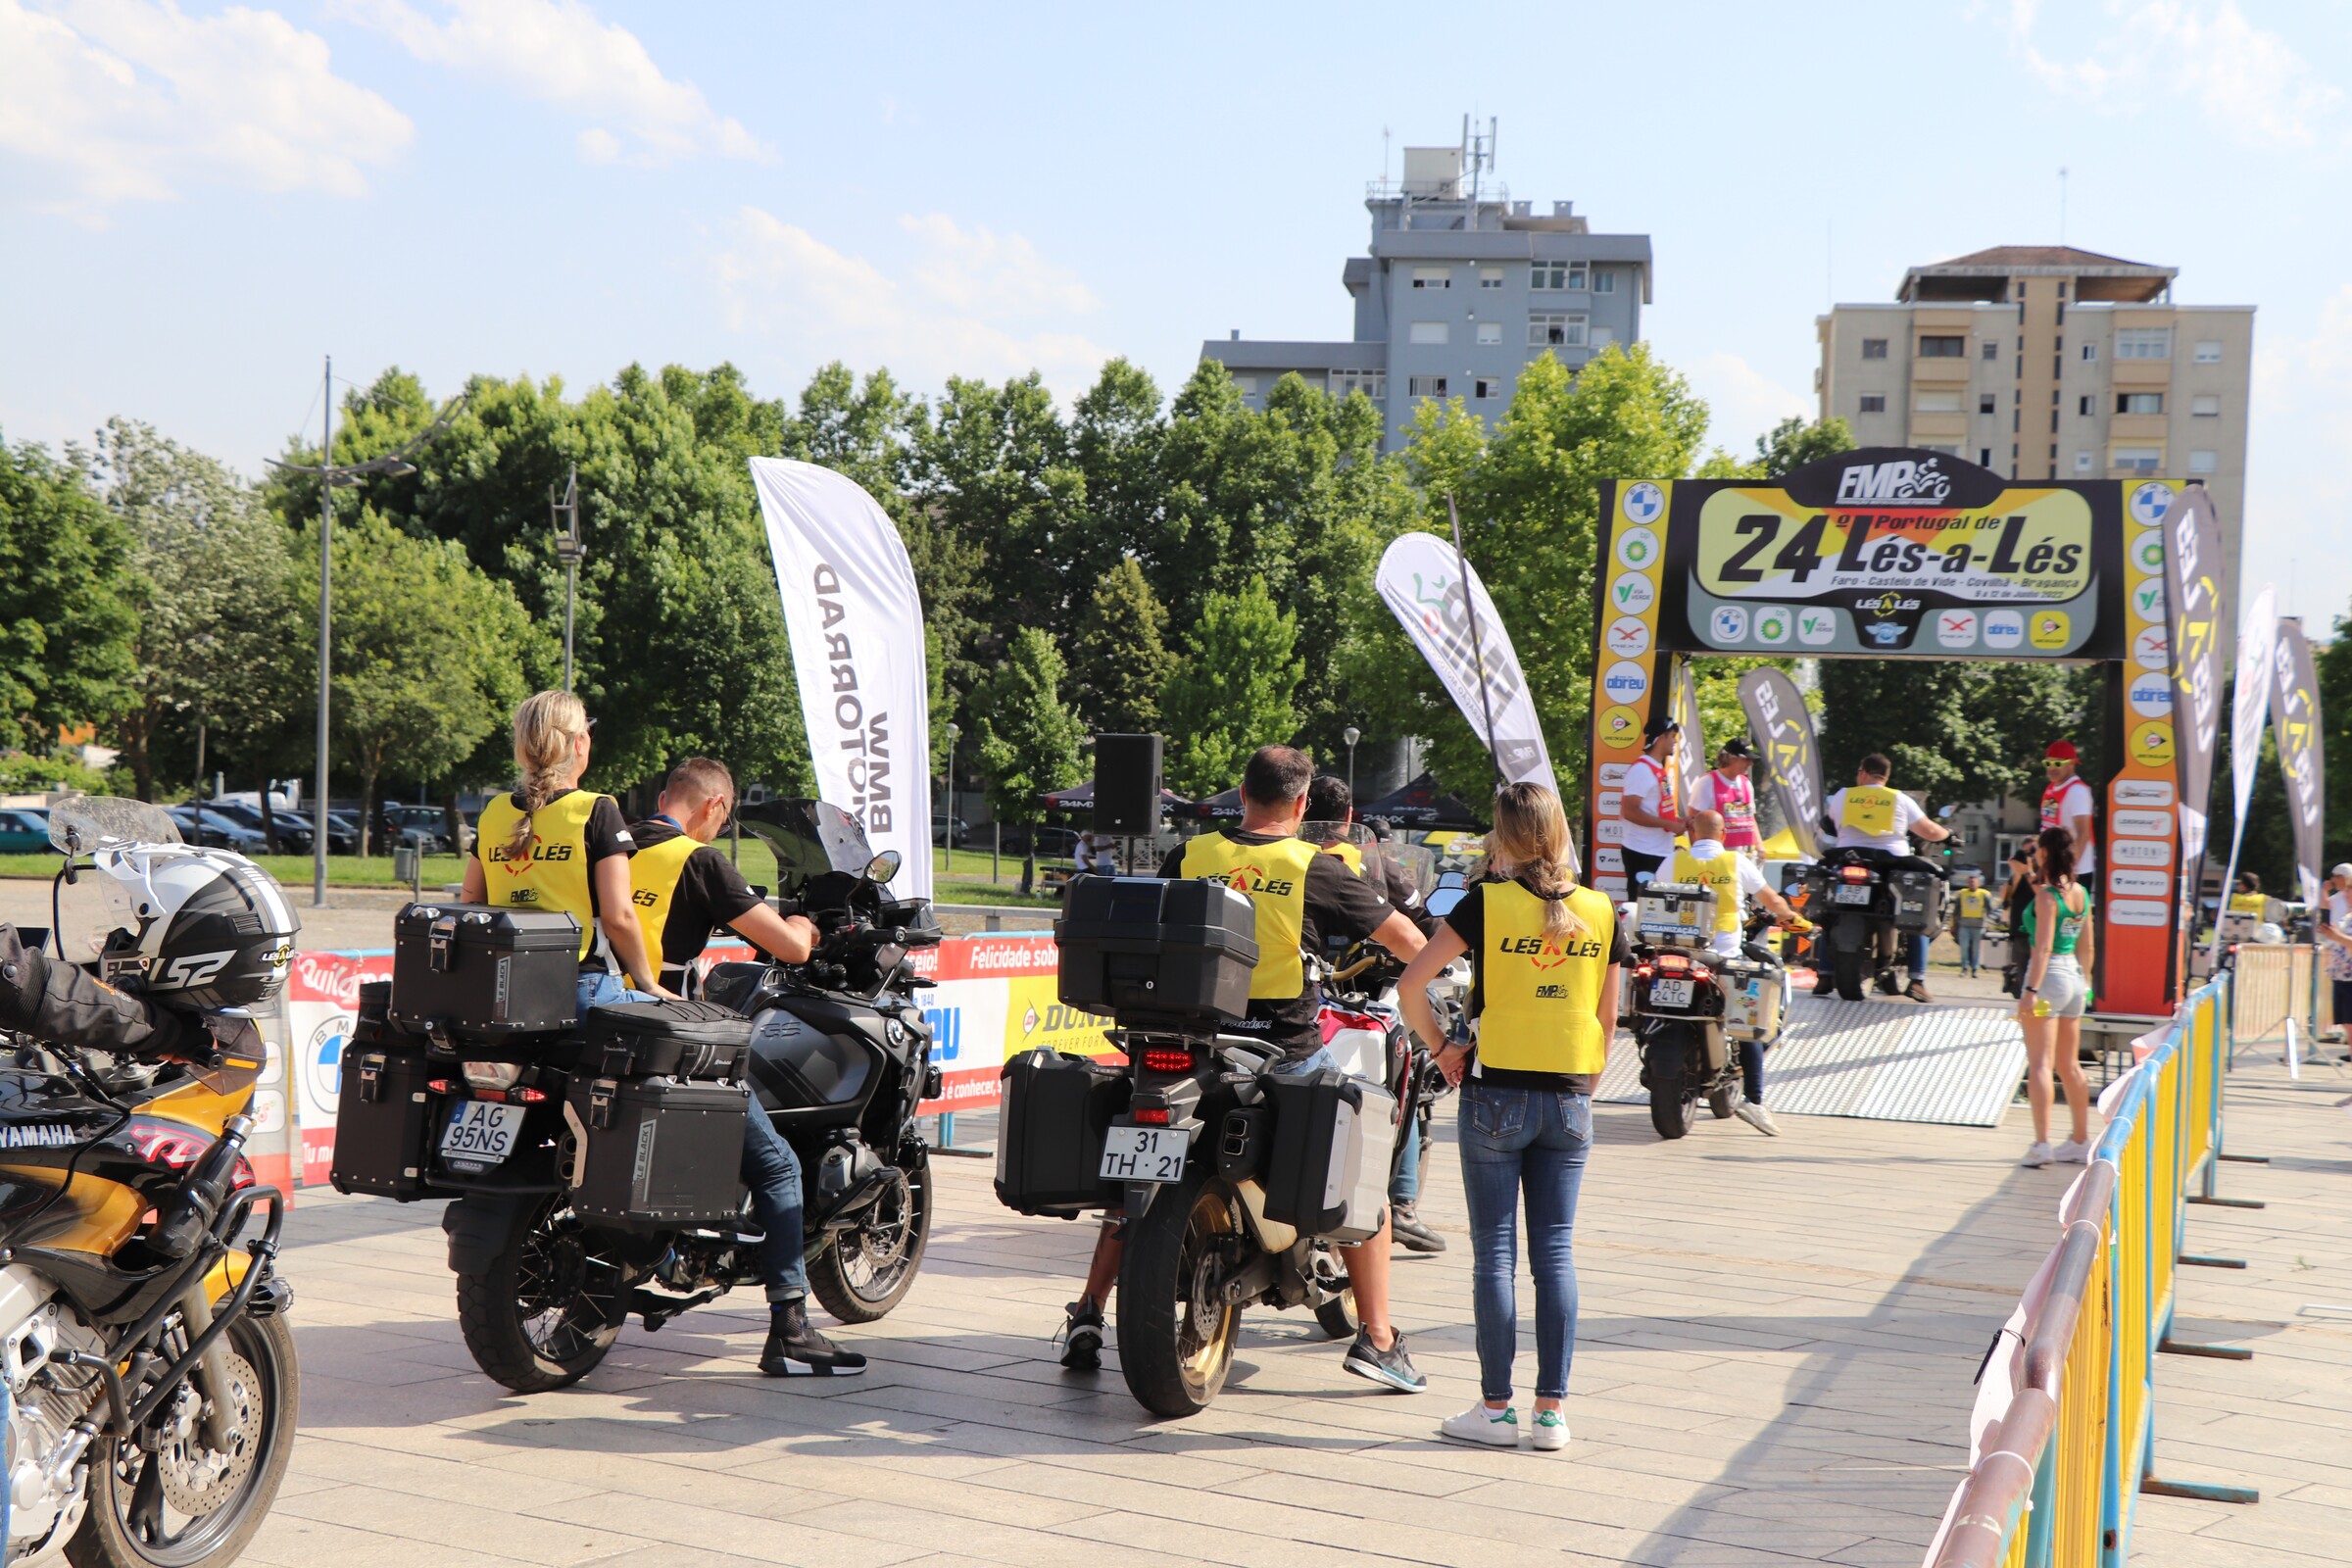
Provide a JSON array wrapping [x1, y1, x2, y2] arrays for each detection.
[[0, 434, 135, 757], [1816, 660, 2085, 809], [1069, 556, 1172, 735], [320, 514, 538, 853], [968, 627, 1085, 891], [1159, 578, 1302, 797]]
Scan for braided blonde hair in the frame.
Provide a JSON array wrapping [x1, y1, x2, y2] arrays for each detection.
[[1480, 782, 1588, 941], [506, 690, 589, 861]]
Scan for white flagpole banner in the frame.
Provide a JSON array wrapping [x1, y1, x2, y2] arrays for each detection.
[[1375, 530, 1561, 801], [2229, 584, 2278, 830], [749, 458, 933, 904]]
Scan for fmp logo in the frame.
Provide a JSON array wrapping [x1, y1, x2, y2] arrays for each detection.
[[1835, 459, 1951, 505]]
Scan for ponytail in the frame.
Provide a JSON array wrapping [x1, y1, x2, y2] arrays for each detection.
[[507, 690, 589, 861], [2034, 825, 2076, 886], [1480, 782, 1587, 941]]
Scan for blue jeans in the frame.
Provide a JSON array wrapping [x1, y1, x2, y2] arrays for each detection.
[[576, 970, 657, 1013], [1956, 924, 1983, 973], [1906, 933, 1930, 978], [1391, 1111, 1422, 1204], [740, 1103, 807, 1302], [1457, 1083, 1592, 1401]]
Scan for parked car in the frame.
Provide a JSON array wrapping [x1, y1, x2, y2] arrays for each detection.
[[272, 808, 360, 855], [166, 805, 269, 853], [932, 813, 972, 848], [0, 808, 53, 855], [204, 801, 313, 854], [380, 803, 472, 856]]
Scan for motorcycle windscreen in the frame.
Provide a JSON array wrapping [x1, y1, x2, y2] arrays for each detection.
[[738, 800, 874, 896]]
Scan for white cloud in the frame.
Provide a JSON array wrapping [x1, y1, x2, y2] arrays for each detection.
[[2244, 285, 2352, 623], [338, 0, 767, 164], [1997, 0, 2342, 150], [1689, 351, 1813, 458], [0, 0, 412, 215], [714, 208, 1111, 397]]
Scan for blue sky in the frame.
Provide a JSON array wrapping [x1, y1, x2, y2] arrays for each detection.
[[5, 0, 2349, 628]]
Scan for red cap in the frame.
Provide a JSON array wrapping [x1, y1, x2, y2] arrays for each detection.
[[2045, 740, 2078, 761]]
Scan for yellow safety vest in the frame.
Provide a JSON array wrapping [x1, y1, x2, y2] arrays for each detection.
[[2228, 893, 2267, 915], [1840, 785, 1901, 838], [1956, 886, 1991, 920], [475, 790, 610, 961], [627, 831, 703, 968], [1319, 839, 1365, 876], [1474, 881, 1616, 1076], [1177, 832, 1320, 1001], [1669, 848, 1743, 935]]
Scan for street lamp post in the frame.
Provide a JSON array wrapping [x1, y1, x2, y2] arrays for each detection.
[[943, 721, 960, 875], [552, 464, 584, 690], [1343, 725, 1361, 801], [267, 358, 465, 906]]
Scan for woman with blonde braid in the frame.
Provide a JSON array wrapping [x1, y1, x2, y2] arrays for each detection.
[[460, 691, 670, 1010], [1399, 783, 1626, 1452]]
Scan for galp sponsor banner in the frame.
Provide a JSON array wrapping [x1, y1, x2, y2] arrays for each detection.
[[2272, 619, 2328, 908], [750, 458, 933, 904], [1738, 667, 1824, 858], [1375, 532, 1562, 811], [2159, 485, 2226, 883]]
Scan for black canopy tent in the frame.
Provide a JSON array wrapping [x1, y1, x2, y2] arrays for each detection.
[[1037, 781, 1193, 815], [1357, 771, 1486, 830], [1173, 787, 1245, 822]]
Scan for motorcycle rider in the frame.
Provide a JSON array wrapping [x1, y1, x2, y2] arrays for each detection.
[[1688, 739, 1764, 860], [1820, 754, 1951, 1003], [1057, 747, 1433, 1393], [1302, 774, 1443, 1256], [461, 691, 668, 1011], [626, 758, 866, 1378], [1669, 809, 1809, 1137], [2040, 741, 2097, 879], [1618, 717, 1687, 888]]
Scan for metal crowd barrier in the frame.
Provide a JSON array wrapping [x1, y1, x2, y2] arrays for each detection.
[[2227, 943, 2315, 1051], [1925, 974, 2258, 1568]]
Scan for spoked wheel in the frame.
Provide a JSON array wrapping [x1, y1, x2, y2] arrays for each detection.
[[808, 1150, 934, 1324], [1117, 1174, 1244, 1417], [1308, 1242, 1358, 1340], [1646, 1026, 1697, 1141], [455, 1194, 627, 1393], [68, 1311, 298, 1568]]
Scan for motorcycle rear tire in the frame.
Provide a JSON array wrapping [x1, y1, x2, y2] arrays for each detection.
[[1646, 1028, 1697, 1141], [1116, 1173, 1244, 1417], [454, 1194, 624, 1394], [807, 1149, 934, 1325], [1833, 948, 1867, 1003]]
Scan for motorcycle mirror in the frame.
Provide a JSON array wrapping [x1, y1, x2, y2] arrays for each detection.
[[1938, 804, 1957, 819], [865, 851, 902, 884], [1425, 888, 1464, 918]]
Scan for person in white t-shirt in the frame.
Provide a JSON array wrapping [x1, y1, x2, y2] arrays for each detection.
[[2322, 862, 2352, 1051], [1680, 810, 1809, 1136], [2040, 741, 2097, 875], [1618, 718, 1686, 887], [1821, 754, 1951, 1003]]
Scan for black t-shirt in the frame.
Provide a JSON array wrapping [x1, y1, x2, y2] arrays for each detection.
[[1444, 874, 1630, 1094], [1159, 827, 1396, 1054], [628, 818, 764, 969]]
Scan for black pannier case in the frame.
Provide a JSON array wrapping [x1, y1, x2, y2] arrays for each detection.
[[329, 1019, 438, 1201], [1054, 876, 1258, 1028], [583, 1000, 751, 1080], [391, 904, 580, 1038], [995, 1049, 1128, 1213], [1260, 1069, 1398, 1246], [564, 1075, 748, 1228], [1891, 869, 1945, 934]]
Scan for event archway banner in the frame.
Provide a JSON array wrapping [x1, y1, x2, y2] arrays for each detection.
[[1592, 449, 2210, 1017]]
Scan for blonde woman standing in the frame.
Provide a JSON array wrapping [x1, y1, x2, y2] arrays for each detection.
[[1399, 783, 1625, 1453], [460, 690, 669, 1010]]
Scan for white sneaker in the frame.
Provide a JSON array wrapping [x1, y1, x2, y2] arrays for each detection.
[[2021, 1142, 2053, 1168], [2052, 1140, 2089, 1164], [1734, 1102, 1781, 1137], [1440, 1403, 1520, 1447], [1529, 1408, 1570, 1452]]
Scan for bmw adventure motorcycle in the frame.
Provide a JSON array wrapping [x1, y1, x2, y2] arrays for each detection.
[[1625, 886, 1790, 1140], [430, 801, 944, 1393], [1795, 848, 1946, 1002], [0, 796, 299, 1568]]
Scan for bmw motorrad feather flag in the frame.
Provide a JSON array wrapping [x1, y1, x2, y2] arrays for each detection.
[[1736, 667, 1824, 860], [2158, 485, 2225, 891], [2271, 618, 2327, 908], [749, 459, 934, 904]]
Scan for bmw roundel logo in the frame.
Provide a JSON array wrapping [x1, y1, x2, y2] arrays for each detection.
[[1623, 482, 1665, 525], [307, 1016, 348, 1107], [2129, 481, 2175, 526]]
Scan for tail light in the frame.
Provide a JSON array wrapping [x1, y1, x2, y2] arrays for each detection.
[[1634, 963, 1654, 979], [1840, 865, 1872, 883], [1656, 953, 1690, 973], [1139, 1047, 1197, 1075], [1134, 1107, 1171, 1126], [127, 1120, 256, 1191]]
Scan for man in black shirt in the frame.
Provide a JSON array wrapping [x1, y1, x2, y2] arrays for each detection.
[[628, 759, 862, 1377], [1057, 747, 1432, 1393]]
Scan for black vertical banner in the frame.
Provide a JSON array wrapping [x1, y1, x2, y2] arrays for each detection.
[[2272, 618, 2327, 908], [2161, 486, 2225, 882], [1738, 667, 1823, 859]]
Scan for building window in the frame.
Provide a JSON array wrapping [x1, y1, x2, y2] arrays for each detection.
[[2075, 452, 2093, 473], [1919, 335, 1966, 358], [1532, 261, 1568, 290], [2194, 340, 2223, 364], [2117, 392, 2164, 415], [2115, 327, 2172, 360], [1858, 393, 1887, 414], [1475, 321, 1501, 345], [1412, 268, 1451, 290], [1233, 376, 1258, 395], [1406, 375, 1448, 399], [2079, 395, 2093, 416], [1590, 324, 1617, 349], [1983, 340, 1998, 362], [2112, 446, 2163, 474], [1529, 313, 1586, 348], [1474, 376, 1502, 400], [2188, 449, 2218, 473], [1479, 267, 1503, 290], [1979, 393, 1997, 415], [1592, 270, 1615, 293], [2082, 343, 2097, 361], [1916, 391, 1962, 414], [1980, 447, 1993, 467], [1328, 369, 1385, 402], [1861, 337, 1889, 360], [1409, 320, 1449, 345], [2191, 394, 2221, 416]]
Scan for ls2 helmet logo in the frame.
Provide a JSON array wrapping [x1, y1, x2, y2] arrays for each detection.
[[1852, 593, 1924, 650]]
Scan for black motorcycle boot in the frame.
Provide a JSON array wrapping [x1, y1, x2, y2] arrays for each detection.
[[1390, 1201, 1446, 1254], [760, 1299, 867, 1377], [1873, 968, 1901, 996], [1057, 1298, 1105, 1370]]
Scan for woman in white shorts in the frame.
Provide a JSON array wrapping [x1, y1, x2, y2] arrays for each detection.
[[2018, 827, 2096, 1168]]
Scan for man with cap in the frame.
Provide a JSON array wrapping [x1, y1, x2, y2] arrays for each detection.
[[1690, 739, 1764, 860], [1618, 717, 1686, 888], [2041, 742, 2097, 878]]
